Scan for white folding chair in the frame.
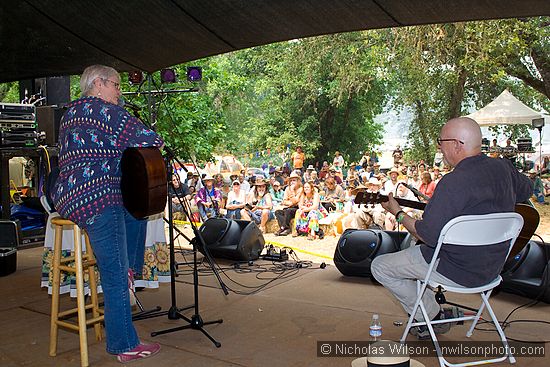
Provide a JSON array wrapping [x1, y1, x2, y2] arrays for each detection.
[[400, 212, 524, 367]]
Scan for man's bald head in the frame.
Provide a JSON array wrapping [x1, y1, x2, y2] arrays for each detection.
[[439, 117, 482, 166], [443, 117, 482, 154]]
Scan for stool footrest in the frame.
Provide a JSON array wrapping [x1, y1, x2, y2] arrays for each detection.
[[58, 260, 96, 273], [55, 315, 104, 331], [58, 304, 104, 319]]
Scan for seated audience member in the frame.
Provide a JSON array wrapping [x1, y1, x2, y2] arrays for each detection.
[[270, 180, 284, 206], [294, 181, 328, 240], [169, 173, 190, 219], [303, 165, 315, 182], [225, 180, 247, 219], [350, 177, 385, 229], [384, 182, 418, 230], [381, 167, 400, 195], [319, 161, 330, 180], [196, 175, 222, 221], [238, 173, 251, 194], [310, 170, 320, 185], [321, 177, 345, 212], [241, 178, 274, 233], [529, 169, 548, 205], [418, 171, 436, 202], [273, 167, 285, 186], [328, 166, 343, 185], [274, 172, 303, 236]]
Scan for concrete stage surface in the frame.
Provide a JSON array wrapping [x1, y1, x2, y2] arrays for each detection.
[[1, 246, 548, 367]]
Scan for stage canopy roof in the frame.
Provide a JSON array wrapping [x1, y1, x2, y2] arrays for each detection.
[[2, 0, 550, 83], [466, 89, 548, 127]]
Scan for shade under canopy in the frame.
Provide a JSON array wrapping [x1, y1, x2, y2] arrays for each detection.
[[2, 0, 550, 82], [466, 90, 547, 127]]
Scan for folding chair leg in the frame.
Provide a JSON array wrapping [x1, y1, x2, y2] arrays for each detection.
[[481, 293, 516, 364], [400, 280, 429, 343], [466, 290, 491, 337]]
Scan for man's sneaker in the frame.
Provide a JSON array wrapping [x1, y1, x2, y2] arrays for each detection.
[[409, 307, 462, 339], [117, 342, 161, 364]]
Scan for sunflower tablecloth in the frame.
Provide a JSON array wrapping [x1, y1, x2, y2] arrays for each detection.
[[41, 213, 171, 297]]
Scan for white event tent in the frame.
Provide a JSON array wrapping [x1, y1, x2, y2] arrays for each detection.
[[466, 89, 550, 166], [466, 89, 548, 127]]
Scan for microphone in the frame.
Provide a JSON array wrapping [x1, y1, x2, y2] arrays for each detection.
[[119, 99, 141, 111], [402, 183, 430, 202]]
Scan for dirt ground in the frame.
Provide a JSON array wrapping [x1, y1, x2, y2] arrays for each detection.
[[174, 201, 550, 266]]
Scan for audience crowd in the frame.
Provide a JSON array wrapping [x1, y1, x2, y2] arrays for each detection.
[[169, 143, 549, 239]]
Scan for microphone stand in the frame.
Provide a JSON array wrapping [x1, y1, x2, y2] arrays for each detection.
[[150, 148, 226, 347]]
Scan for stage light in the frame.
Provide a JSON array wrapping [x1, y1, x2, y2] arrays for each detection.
[[186, 66, 202, 82], [128, 70, 144, 85], [160, 68, 177, 83], [532, 118, 545, 129]]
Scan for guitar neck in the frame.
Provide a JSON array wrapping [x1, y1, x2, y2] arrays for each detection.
[[354, 191, 426, 210], [394, 197, 426, 211]]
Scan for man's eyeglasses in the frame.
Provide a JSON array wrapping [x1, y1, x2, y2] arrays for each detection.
[[103, 79, 120, 90], [437, 138, 464, 145]]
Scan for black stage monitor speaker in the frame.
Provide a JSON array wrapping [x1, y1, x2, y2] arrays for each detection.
[[334, 229, 400, 277], [36, 106, 64, 146], [198, 218, 265, 261], [500, 240, 550, 303]]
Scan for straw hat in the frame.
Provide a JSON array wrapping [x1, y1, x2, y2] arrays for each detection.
[[203, 174, 214, 181], [368, 177, 381, 186], [350, 184, 368, 196], [254, 178, 268, 186], [289, 171, 301, 179], [351, 341, 425, 367], [306, 164, 315, 171], [388, 167, 399, 175]]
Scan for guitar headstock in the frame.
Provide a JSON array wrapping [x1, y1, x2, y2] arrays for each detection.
[[354, 191, 389, 206]]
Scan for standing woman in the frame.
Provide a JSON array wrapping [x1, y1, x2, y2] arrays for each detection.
[[294, 181, 328, 240], [52, 65, 162, 363]]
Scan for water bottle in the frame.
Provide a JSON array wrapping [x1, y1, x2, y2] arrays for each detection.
[[369, 314, 382, 342]]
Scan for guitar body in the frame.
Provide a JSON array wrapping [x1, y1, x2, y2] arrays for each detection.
[[354, 191, 540, 259], [510, 203, 540, 258], [121, 147, 167, 219]]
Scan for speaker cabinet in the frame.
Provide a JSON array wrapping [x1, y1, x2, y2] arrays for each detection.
[[334, 229, 399, 277], [36, 106, 64, 146], [198, 218, 265, 261], [501, 240, 550, 303]]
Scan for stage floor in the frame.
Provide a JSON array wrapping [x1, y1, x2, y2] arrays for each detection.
[[1, 246, 549, 367]]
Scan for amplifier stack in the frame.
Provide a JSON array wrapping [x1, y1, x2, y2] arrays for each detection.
[[0, 103, 38, 147]]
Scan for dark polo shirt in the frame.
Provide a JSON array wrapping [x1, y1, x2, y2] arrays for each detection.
[[416, 154, 532, 287]]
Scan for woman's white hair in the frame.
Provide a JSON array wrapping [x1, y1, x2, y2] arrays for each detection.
[[80, 65, 119, 96]]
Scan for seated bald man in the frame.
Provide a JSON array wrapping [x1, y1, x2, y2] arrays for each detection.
[[371, 117, 533, 339]]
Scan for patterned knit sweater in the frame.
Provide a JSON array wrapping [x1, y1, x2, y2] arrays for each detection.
[[52, 96, 163, 227]]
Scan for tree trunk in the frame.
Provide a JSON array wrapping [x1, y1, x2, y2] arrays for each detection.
[[447, 67, 468, 120]]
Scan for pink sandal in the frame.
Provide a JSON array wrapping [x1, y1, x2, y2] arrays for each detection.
[[117, 342, 161, 364]]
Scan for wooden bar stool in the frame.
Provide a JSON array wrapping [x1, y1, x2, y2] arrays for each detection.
[[49, 217, 104, 367]]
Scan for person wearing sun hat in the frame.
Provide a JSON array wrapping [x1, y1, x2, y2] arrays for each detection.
[[274, 171, 303, 236], [195, 174, 222, 220], [225, 180, 246, 219], [381, 167, 400, 195], [240, 178, 275, 233]]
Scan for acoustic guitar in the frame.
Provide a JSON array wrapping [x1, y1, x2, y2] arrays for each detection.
[[354, 191, 540, 259], [121, 147, 167, 219]]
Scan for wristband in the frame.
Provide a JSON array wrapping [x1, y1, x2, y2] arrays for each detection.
[[395, 210, 406, 223]]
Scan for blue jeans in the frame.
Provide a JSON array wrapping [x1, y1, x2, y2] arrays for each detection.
[[198, 203, 217, 221], [85, 206, 146, 354], [225, 209, 241, 219]]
